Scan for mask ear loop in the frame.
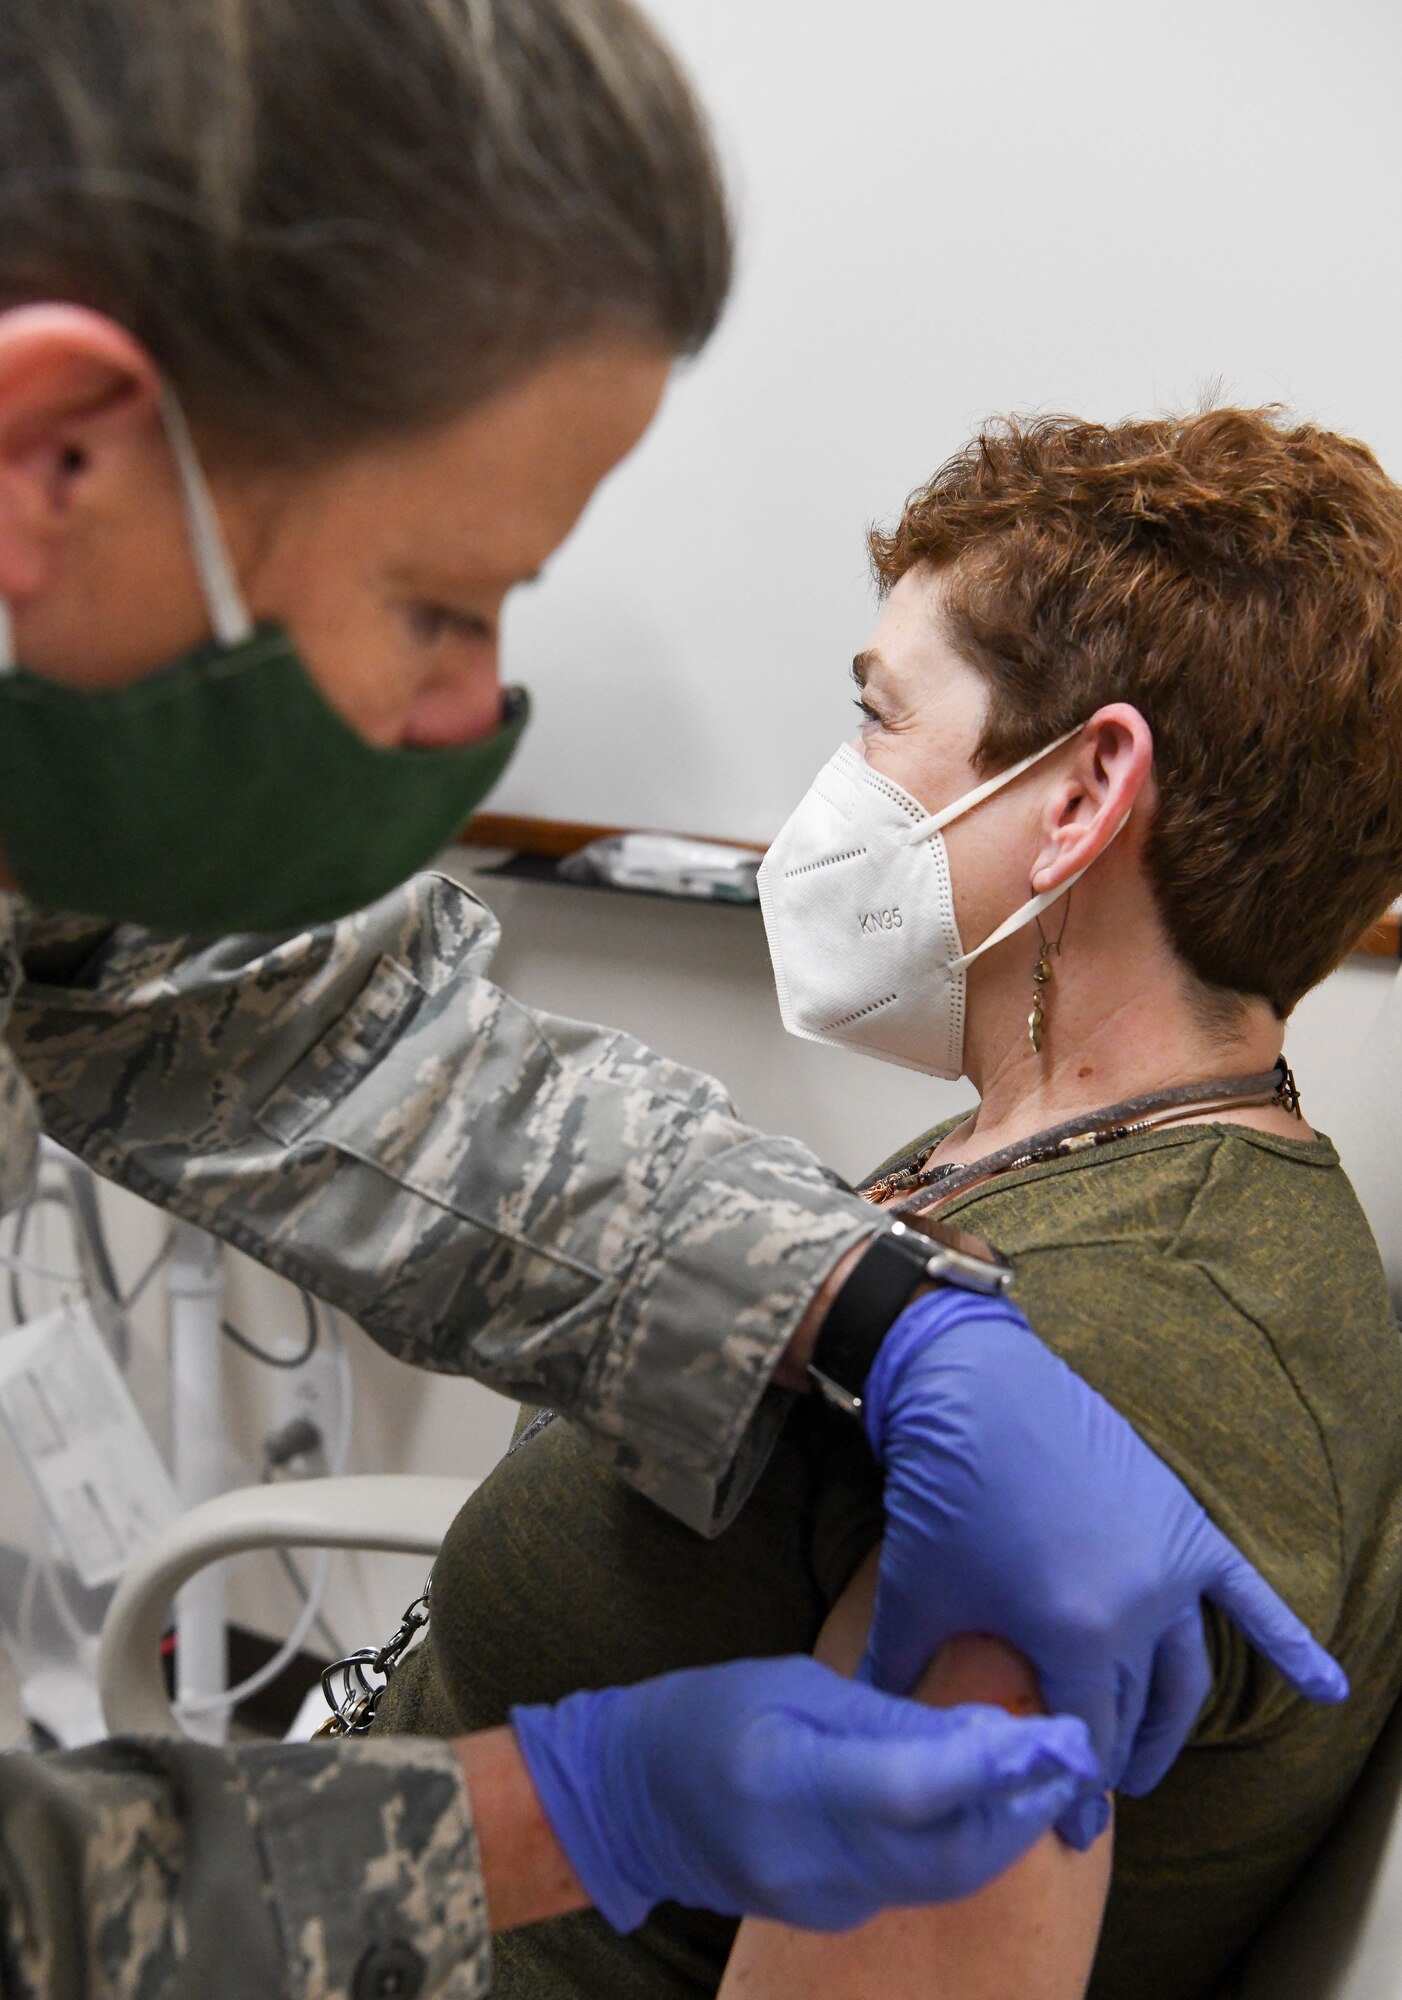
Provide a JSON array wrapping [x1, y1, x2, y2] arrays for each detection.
[[0, 393, 251, 676], [956, 805, 1134, 974], [905, 725, 1084, 844], [158, 388, 255, 648]]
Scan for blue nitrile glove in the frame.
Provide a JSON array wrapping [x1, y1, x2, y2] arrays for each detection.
[[858, 1289, 1349, 1845], [510, 1654, 1099, 1933]]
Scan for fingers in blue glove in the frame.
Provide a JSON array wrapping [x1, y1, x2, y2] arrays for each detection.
[[1116, 1609, 1213, 1799], [511, 1656, 1104, 1937], [1031, 1664, 1136, 1805], [1206, 1537, 1348, 1706], [813, 1706, 1099, 1824], [738, 1678, 1103, 1921], [855, 1575, 945, 1700], [1056, 1790, 1113, 1851]]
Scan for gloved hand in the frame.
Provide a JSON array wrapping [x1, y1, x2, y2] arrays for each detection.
[[858, 1289, 1348, 1844], [510, 1653, 1099, 1934]]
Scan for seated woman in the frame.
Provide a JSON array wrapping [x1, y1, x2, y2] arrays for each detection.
[[372, 407, 1402, 2000]]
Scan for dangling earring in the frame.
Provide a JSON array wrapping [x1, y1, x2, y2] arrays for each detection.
[[1028, 894, 1071, 1055]]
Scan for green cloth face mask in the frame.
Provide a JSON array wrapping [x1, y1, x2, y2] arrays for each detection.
[[0, 392, 529, 936]]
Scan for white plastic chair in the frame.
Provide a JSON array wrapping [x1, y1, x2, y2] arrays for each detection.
[[97, 1475, 472, 1738], [97, 969, 1402, 1993]]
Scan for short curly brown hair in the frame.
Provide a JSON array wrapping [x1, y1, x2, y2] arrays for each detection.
[[870, 409, 1402, 1017]]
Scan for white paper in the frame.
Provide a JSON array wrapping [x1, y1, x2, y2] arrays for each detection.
[[0, 1302, 179, 1588], [561, 832, 762, 902]]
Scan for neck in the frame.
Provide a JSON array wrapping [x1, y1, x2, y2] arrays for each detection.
[[946, 915, 1293, 1164]]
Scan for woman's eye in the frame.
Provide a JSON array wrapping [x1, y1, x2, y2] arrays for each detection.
[[853, 696, 882, 724]]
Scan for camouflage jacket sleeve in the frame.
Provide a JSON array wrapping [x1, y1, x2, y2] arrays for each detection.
[[5, 874, 879, 1532], [0, 1734, 491, 2000]]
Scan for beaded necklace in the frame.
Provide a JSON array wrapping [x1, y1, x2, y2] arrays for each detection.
[[861, 1058, 1302, 1213]]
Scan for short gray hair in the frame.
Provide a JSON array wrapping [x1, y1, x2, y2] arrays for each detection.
[[0, 0, 732, 460]]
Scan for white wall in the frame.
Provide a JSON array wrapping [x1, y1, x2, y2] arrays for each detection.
[[493, 0, 1402, 841]]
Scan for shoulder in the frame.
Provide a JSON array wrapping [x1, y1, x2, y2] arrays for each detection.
[[942, 1122, 1382, 1322], [937, 1128, 1402, 1652], [946, 1128, 1394, 1405]]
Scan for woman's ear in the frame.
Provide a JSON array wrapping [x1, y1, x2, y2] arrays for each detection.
[[0, 305, 163, 602], [1029, 704, 1154, 894]]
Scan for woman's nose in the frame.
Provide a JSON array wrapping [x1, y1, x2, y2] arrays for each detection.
[[399, 657, 505, 750]]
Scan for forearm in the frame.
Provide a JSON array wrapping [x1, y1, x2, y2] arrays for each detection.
[[9, 876, 883, 1532], [457, 1727, 593, 1933]]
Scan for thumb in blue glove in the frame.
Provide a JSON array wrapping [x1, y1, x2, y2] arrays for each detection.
[[510, 1654, 1100, 1934], [858, 1289, 1348, 1841]]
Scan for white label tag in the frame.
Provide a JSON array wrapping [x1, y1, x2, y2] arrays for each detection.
[[0, 1302, 179, 1588]]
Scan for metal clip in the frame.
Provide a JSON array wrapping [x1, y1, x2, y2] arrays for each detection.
[[317, 1578, 433, 1736]]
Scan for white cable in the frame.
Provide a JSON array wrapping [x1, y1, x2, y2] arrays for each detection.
[[0, 1251, 87, 1288], [13, 1552, 39, 1662], [174, 1548, 333, 1719], [122, 1229, 176, 1312], [325, 1303, 355, 1475], [175, 1297, 355, 1720]]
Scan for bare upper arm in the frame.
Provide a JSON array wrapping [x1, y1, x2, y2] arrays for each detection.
[[718, 1545, 1112, 2000]]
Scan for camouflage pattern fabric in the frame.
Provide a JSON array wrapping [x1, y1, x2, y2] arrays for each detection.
[[0, 872, 881, 1997], [1, 1736, 490, 2000], [8, 873, 876, 1530]]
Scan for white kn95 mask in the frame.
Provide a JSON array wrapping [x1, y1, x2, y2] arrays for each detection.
[[757, 728, 1104, 1080]]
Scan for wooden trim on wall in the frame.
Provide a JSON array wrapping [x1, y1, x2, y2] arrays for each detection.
[[460, 811, 631, 858], [458, 811, 766, 858], [458, 813, 1401, 959]]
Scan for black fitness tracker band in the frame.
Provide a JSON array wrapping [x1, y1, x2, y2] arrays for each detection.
[[808, 1216, 1012, 1418]]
